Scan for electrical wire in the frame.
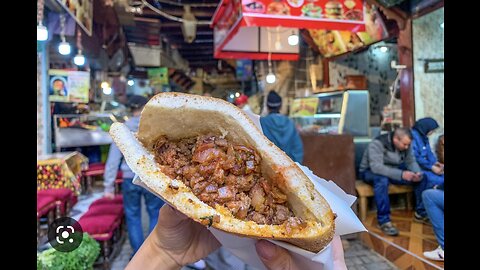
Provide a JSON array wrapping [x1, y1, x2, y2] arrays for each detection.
[[141, 0, 212, 25], [154, 0, 218, 7]]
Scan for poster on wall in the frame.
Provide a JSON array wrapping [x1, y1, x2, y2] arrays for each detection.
[[147, 67, 169, 91], [56, 0, 93, 36], [242, 0, 365, 22], [49, 69, 90, 103], [236, 59, 253, 81], [308, 2, 389, 57], [290, 97, 319, 117]]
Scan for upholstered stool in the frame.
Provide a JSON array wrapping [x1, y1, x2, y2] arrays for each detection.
[[38, 188, 73, 218], [89, 195, 123, 208]]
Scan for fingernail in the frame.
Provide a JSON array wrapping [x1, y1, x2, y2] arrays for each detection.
[[256, 240, 276, 260]]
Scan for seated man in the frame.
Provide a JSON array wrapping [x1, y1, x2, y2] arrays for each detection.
[[359, 128, 428, 236]]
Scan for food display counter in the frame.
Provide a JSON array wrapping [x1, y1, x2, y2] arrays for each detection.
[[53, 113, 122, 151], [290, 89, 370, 137], [37, 151, 88, 196]]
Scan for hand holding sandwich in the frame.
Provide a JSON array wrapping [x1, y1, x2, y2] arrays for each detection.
[[126, 205, 347, 270]]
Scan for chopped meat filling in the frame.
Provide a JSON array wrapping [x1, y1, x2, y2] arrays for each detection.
[[153, 134, 306, 229]]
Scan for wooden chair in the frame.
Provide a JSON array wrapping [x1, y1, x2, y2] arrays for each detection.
[[355, 180, 413, 221]]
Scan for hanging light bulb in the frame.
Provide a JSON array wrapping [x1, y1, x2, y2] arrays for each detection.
[[37, 23, 48, 41], [74, 50, 85, 66], [266, 72, 276, 84], [73, 29, 85, 65], [58, 14, 71, 55], [58, 40, 71, 55], [37, 0, 48, 41], [379, 46, 388, 53], [127, 80, 134, 86], [103, 87, 113, 95], [101, 81, 110, 89], [288, 31, 299, 46]]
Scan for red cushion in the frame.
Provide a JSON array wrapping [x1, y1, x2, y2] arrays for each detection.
[[85, 204, 124, 218], [90, 195, 123, 207], [79, 214, 119, 236], [83, 163, 105, 176], [37, 188, 72, 201], [37, 195, 57, 217]]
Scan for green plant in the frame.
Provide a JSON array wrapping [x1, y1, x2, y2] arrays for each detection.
[[37, 233, 100, 270]]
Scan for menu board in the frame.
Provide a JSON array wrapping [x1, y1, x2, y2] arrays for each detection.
[[290, 97, 319, 117], [242, 0, 364, 21], [49, 69, 90, 103], [308, 2, 389, 57]]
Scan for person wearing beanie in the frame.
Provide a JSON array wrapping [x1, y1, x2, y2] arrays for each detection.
[[260, 90, 304, 163], [103, 95, 164, 257]]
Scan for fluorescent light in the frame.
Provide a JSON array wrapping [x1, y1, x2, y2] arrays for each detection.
[[127, 80, 134, 86], [440, 22, 444, 29], [266, 72, 276, 84], [288, 33, 299, 46], [379, 46, 388, 53], [58, 41, 71, 55], [37, 24, 48, 41], [103, 87, 112, 95], [74, 52, 85, 66]]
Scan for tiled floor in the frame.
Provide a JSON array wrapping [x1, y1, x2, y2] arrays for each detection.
[[74, 188, 398, 270], [109, 233, 398, 270], [361, 210, 444, 270]]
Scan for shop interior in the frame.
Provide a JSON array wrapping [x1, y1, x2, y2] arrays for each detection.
[[37, 0, 444, 269]]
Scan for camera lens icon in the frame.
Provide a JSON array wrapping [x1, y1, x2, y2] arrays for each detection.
[[48, 217, 83, 252]]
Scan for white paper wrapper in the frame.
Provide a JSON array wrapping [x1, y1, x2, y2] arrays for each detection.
[[133, 164, 366, 270], [132, 111, 366, 269]]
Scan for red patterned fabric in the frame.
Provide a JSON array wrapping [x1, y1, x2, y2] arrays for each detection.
[[85, 204, 124, 218], [79, 214, 119, 236], [37, 195, 56, 217]]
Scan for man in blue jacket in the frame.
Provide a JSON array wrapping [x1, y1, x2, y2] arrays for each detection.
[[260, 90, 304, 164]]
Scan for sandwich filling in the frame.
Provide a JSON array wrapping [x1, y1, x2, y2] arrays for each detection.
[[152, 134, 306, 231]]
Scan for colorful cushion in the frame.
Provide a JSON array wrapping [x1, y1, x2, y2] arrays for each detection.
[[79, 214, 119, 236], [82, 163, 105, 176], [37, 195, 57, 217], [37, 188, 72, 201], [85, 204, 124, 218]]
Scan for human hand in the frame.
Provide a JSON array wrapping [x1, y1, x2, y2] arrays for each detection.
[[255, 235, 347, 270], [402, 171, 416, 181], [103, 192, 115, 199], [126, 205, 221, 270], [432, 164, 444, 175], [411, 172, 423, 182]]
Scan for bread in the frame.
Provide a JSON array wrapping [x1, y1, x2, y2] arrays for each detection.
[[109, 92, 335, 253]]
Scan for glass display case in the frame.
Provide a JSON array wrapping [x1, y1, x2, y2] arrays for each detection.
[[290, 90, 370, 137], [53, 113, 125, 150]]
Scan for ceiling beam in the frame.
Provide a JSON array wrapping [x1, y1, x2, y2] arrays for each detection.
[[141, 8, 216, 18]]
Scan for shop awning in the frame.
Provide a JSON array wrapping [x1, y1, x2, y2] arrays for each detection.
[[211, 0, 367, 60]]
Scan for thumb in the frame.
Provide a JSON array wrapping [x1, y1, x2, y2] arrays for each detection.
[[255, 240, 297, 270]]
